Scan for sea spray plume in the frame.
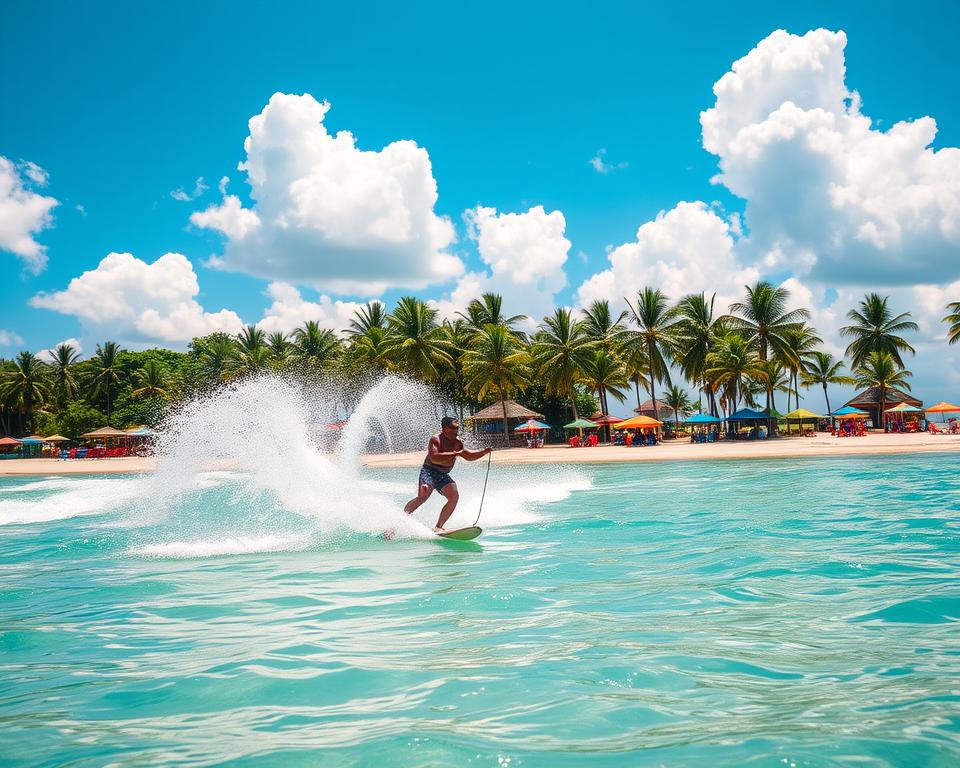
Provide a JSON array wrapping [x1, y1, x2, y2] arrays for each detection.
[[124, 372, 446, 551]]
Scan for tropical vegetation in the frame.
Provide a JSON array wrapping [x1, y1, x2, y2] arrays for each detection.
[[0, 284, 944, 441]]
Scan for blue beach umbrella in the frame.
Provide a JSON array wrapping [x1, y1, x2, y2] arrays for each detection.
[[685, 413, 722, 424]]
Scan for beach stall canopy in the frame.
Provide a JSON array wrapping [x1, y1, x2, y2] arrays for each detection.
[[886, 403, 923, 413], [614, 415, 664, 428], [832, 406, 869, 418], [81, 427, 132, 439], [43, 434, 70, 442], [0, 437, 21, 447], [725, 408, 768, 421], [514, 419, 551, 432], [564, 418, 598, 429], [590, 414, 623, 425], [685, 413, 722, 424], [125, 426, 158, 436], [926, 401, 960, 414], [785, 408, 822, 420]]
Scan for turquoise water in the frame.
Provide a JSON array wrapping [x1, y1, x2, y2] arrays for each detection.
[[2, 454, 959, 767]]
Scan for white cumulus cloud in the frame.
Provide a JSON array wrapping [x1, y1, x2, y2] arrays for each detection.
[[256, 282, 361, 336], [701, 28, 960, 286], [171, 177, 209, 202], [30, 252, 243, 345], [432, 205, 570, 326], [0, 329, 25, 348], [0, 156, 58, 272], [577, 201, 759, 309], [192, 92, 462, 295]]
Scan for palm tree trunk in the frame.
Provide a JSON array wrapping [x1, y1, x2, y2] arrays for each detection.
[[634, 377, 642, 410], [570, 384, 580, 422], [879, 385, 885, 432], [647, 340, 658, 421], [498, 388, 509, 446]]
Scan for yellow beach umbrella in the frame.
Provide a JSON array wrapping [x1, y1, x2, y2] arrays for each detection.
[[614, 415, 664, 429]]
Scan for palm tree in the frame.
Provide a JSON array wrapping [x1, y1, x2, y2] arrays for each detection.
[[750, 360, 793, 413], [663, 383, 694, 431], [88, 341, 124, 424], [673, 293, 723, 416], [47, 342, 80, 410], [727, 281, 810, 410], [853, 351, 913, 430], [943, 301, 960, 344], [840, 293, 917, 368], [132, 360, 170, 400], [582, 349, 629, 416], [437, 319, 475, 423], [266, 331, 291, 370], [778, 324, 822, 412], [621, 338, 650, 412], [382, 297, 453, 381], [0, 351, 49, 434], [625, 287, 682, 420], [291, 322, 341, 377], [459, 293, 527, 338], [198, 335, 234, 383], [347, 301, 387, 339], [801, 351, 855, 418], [581, 300, 629, 416], [463, 324, 531, 439], [531, 308, 597, 421], [705, 333, 766, 414]]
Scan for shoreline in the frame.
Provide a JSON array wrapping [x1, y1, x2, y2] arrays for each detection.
[[0, 433, 958, 476]]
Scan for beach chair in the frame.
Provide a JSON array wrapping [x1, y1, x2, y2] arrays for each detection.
[[59, 449, 68, 460], [929, 422, 946, 434], [76, 448, 88, 459]]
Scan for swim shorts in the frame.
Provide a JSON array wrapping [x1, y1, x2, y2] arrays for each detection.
[[419, 463, 454, 491]]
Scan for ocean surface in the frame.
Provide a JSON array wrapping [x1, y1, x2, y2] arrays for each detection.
[[1, 452, 959, 767]]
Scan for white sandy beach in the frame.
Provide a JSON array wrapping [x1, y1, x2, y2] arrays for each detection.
[[1, 432, 958, 476]]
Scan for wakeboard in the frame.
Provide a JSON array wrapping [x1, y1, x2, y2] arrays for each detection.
[[436, 526, 482, 541]]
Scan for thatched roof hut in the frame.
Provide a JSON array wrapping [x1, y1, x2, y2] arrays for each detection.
[[634, 398, 676, 420], [841, 387, 922, 426], [469, 400, 544, 447], [470, 400, 543, 421]]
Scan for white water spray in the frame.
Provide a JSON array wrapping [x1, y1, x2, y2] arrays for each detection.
[[0, 373, 591, 556]]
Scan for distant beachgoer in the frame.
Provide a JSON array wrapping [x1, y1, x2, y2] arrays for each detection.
[[404, 417, 492, 531]]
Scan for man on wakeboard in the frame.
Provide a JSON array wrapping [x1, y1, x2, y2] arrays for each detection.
[[404, 416, 492, 531]]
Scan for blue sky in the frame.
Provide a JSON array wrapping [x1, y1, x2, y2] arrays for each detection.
[[2, 1, 959, 401]]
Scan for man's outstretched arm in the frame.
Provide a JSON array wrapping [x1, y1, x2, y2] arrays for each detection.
[[459, 446, 492, 461]]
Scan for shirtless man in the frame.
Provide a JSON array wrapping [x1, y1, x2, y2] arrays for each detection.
[[404, 417, 492, 531]]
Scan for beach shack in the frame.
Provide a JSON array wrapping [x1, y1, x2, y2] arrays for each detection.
[[841, 387, 921, 429], [634, 398, 676, 421], [725, 408, 770, 439], [469, 400, 544, 447]]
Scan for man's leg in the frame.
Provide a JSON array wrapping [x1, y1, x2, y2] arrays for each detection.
[[404, 483, 433, 513], [435, 482, 459, 530]]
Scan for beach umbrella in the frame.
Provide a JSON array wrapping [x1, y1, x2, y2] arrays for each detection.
[[43, 435, 70, 442], [784, 407, 822, 435], [80, 427, 131, 439], [831, 406, 869, 418], [613, 415, 664, 429], [0, 437, 21, 450], [591, 414, 622, 442], [685, 413, 722, 424], [514, 419, 551, 432], [563, 417, 597, 440], [925, 401, 960, 424]]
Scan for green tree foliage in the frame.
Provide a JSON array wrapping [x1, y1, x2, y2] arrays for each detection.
[[840, 293, 917, 368]]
